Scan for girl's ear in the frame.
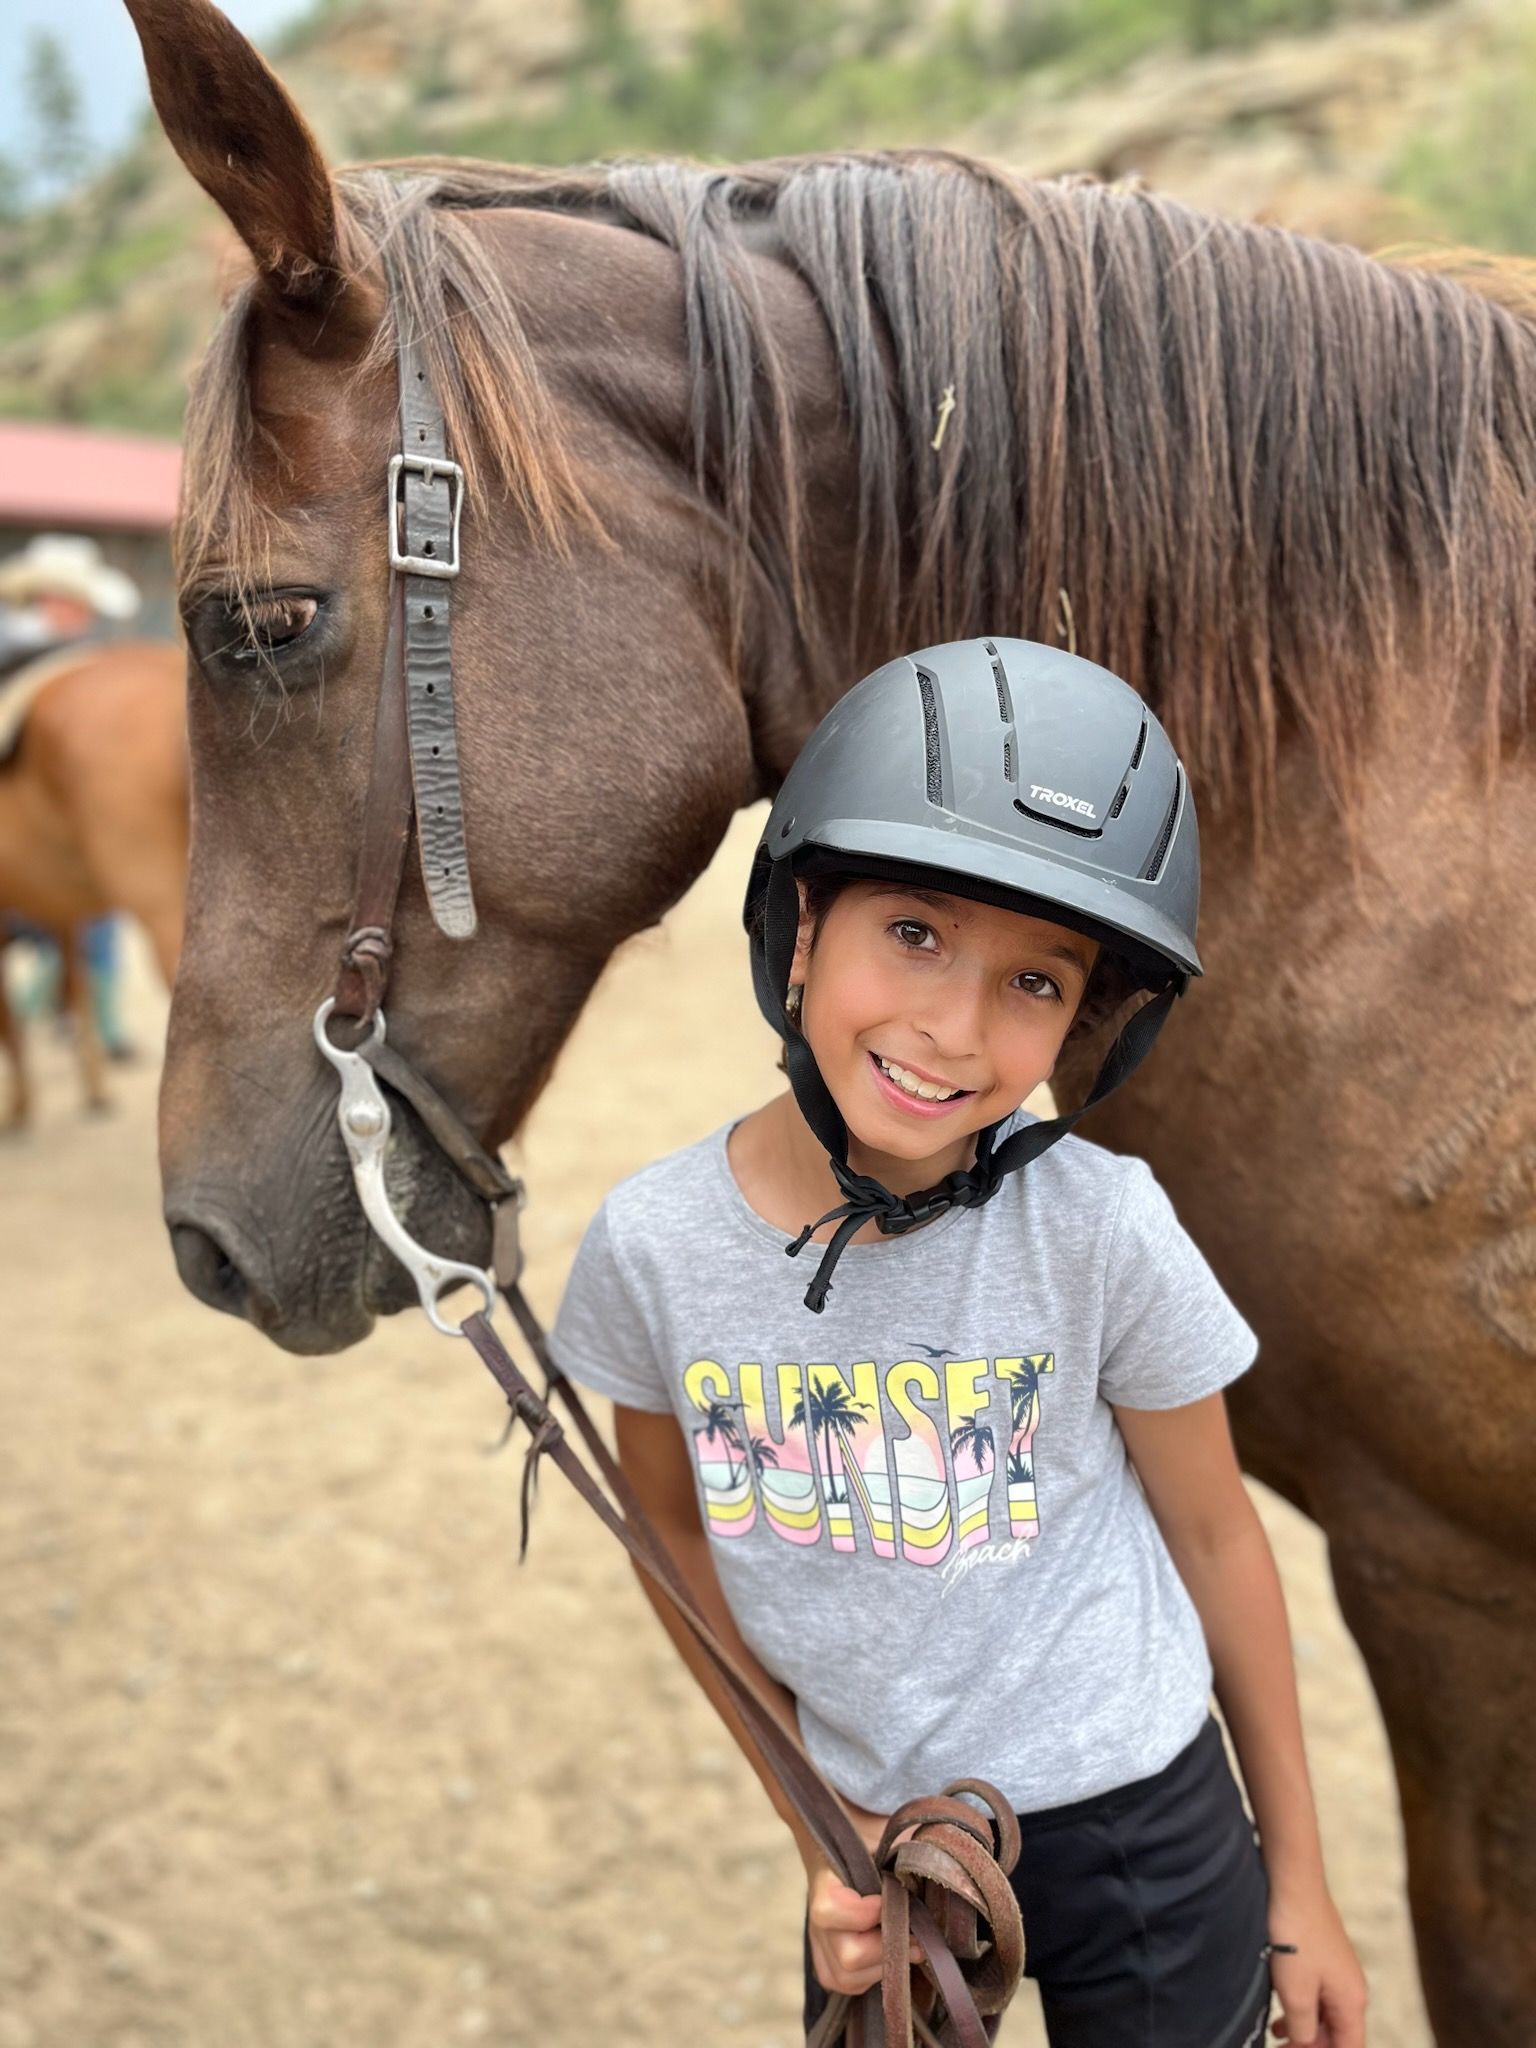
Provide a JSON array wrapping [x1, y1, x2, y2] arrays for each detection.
[[790, 878, 816, 981]]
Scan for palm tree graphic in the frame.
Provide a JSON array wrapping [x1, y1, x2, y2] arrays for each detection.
[[949, 1416, 995, 1476], [692, 1396, 745, 1488], [789, 1376, 871, 1504], [1007, 1446, 1034, 1485], [746, 1436, 780, 1479], [998, 1359, 1039, 1434]]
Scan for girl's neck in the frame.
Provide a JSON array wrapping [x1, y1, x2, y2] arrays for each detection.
[[727, 1090, 981, 1245]]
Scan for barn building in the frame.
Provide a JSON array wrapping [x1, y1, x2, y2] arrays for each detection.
[[0, 421, 181, 638]]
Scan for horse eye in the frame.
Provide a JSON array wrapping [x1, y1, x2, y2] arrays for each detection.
[[229, 594, 319, 660], [190, 590, 327, 681]]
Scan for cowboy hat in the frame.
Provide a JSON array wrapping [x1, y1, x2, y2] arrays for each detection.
[[0, 535, 141, 619]]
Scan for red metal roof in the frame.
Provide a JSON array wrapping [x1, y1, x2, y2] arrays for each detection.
[[0, 421, 181, 532]]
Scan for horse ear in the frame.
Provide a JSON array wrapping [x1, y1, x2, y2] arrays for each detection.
[[123, 0, 380, 343]]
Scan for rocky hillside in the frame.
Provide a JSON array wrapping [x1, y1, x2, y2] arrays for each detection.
[[0, 0, 1526, 432]]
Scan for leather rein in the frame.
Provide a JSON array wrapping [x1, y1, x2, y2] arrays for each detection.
[[309, 282, 1025, 2048]]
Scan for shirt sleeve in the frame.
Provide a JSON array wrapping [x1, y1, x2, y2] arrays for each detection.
[[1097, 1159, 1258, 1410], [549, 1199, 673, 1413]]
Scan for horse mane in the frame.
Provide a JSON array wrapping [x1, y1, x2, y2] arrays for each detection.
[[180, 149, 1536, 833]]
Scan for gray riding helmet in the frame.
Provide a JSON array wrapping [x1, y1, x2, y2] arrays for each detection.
[[747, 635, 1199, 1025], [743, 637, 1203, 1314]]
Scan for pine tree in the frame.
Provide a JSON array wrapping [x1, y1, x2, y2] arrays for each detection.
[[26, 32, 91, 198]]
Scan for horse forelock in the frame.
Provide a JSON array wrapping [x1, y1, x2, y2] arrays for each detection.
[[175, 147, 1536, 839], [174, 167, 600, 615]]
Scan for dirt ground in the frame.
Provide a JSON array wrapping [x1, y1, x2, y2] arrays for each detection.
[[1, 808, 1433, 2048]]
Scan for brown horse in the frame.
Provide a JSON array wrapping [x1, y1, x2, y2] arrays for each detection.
[[0, 640, 188, 1121], [127, 0, 1536, 2037]]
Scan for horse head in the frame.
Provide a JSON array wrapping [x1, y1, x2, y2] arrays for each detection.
[[126, 0, 824, 1350]]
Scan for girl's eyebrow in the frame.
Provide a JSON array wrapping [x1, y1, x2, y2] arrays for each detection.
[[873, 884, 970, 915], [1029, 939, 1095, 971], [871, 887, 1095, 972]]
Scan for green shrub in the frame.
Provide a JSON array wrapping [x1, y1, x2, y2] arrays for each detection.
[[0, 221, 182, 343], [1, 0, 1462, 433], [1391, 25, 1536, 254]]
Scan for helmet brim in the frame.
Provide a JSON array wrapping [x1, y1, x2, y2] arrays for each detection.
[[791, 822, 1201, 983]]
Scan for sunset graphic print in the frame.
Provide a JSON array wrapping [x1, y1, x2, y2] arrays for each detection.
[[682, 1353, 1053, 1565]]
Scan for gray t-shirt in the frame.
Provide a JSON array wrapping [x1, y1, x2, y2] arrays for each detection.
[[551, 1113, 1258, 1814]]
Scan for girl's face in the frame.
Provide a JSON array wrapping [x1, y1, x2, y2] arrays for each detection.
[[791, 880, 1099, 1179]]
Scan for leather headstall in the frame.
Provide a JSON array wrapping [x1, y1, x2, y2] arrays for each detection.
[[326, 272, 519, 1211]]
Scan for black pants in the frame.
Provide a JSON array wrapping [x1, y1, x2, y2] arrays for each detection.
[[804, 1715, 1272, 2048]]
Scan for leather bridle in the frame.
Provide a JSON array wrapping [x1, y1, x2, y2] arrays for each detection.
[[309, 274, 1025, 2048]]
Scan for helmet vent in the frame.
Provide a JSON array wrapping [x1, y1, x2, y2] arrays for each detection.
[[1014, 797, 1099, 841], [985, 642, 1013, 724], [1002, 739, 1014, 782], [1140, 767, 1182, 882], [1108, 718, 1147, 820], [916, 668, 944, 806]]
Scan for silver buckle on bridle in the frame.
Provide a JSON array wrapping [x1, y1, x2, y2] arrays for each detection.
[[313, 999, 495, 1336], [388, 452, 464, 579]]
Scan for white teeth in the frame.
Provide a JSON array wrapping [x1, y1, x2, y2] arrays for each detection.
[[877, 1055, 961, 1102]]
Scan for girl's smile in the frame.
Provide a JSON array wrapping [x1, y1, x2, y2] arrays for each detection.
[[790, 878, 1099, 1195], [866, 1050, 974, 1115]]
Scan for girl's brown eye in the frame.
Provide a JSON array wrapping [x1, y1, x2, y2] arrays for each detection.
[[1016, 973, 1062, 1003]]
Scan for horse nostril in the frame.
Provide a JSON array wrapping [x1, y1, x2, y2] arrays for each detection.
[[169, 1222, 251, 1319]]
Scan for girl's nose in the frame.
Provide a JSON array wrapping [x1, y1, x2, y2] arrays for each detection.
[[915, 973, 989, 1062]]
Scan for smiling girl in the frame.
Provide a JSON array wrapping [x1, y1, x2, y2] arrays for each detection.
[[552, 639, 1367, 2048]]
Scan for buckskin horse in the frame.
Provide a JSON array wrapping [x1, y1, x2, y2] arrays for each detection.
[[126, 0, 1536, 2037]]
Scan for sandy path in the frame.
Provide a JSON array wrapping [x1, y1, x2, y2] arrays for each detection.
[[0, 809, 1431, 2047]]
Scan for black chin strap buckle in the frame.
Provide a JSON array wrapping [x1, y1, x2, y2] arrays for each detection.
[[881, 1190, 947, 1232], [788, 1158, 1002, 1312]]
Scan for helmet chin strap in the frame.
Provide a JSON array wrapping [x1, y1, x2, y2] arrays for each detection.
[[763, 855, 1181, 1313]]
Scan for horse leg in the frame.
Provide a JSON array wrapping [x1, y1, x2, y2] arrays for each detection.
[[59, 930, 110, 1116], [1316, 1458, 1536, 2048], [0, 956, 30, 1131], [134, 889, 184, 989]]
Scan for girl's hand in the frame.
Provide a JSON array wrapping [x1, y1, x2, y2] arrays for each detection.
[[1266, 1878, 1369, 2048], [804, 1800, 922, 1999]]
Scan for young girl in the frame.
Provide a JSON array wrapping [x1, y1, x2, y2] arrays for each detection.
[[552, 638, 1368, 2048]]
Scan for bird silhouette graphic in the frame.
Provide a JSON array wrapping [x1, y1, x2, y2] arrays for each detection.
[[903, 1341, 951, 1359]]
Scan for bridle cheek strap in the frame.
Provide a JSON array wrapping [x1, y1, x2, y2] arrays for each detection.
[[333, 280, 474, 1037], [334, 574, 411, 1029]]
